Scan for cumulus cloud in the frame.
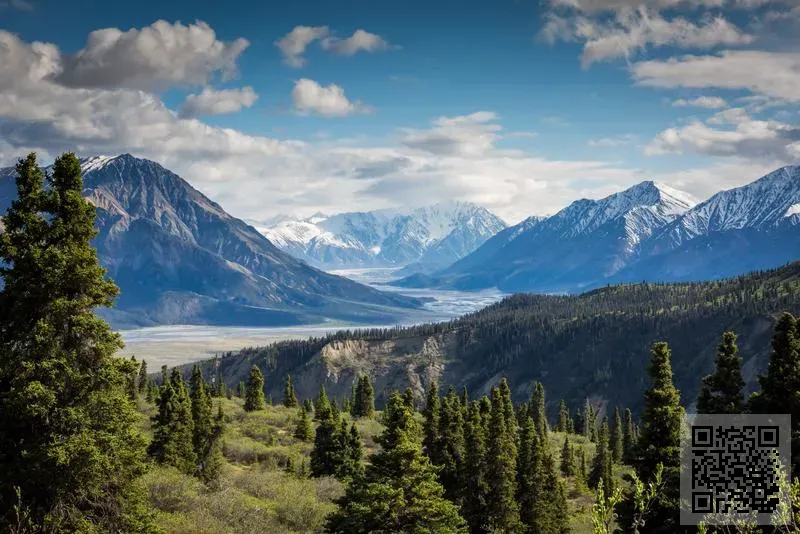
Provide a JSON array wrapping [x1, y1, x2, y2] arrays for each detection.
[[54, 20, 249, 90], [274, 25, 330, 68], [291, 79, 371, 117], [275, 26, 395, 67], [672, 96, 728, 108], [645, 109, 800, 160], [178, 86, 258, 118], [632, 51, 800, 102], [587, 133, 638, 147], [542, 9, 753, 66], [399, 112, 504, 157]]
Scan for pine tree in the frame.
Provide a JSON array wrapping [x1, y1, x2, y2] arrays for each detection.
[[589, 418, 614, 494], [310, 403, 357, 480], [356, 375, 375, 418], [283, 373, 298, 408], [145, 380, 155, 403], [244, 365, 266, 412], [579, 447, 588, 482], [437, 389, 465, 504], [0, 153, 155, 531], [611, 407, 624, 464], [536, 449, 570, 534], [138, 359, 148, 394], [189, 365, 221, 484], [499, 378, 518, 438], [348, 423, 363, 472], [150, 369, 197, 474], [294, 405, 314, 442], [623, 408, 635, 464], [628, 341, 683, 533], [486, 384, 521, 532], [325, 392, 466, 533], [583, 398, 593, 440], [517, 415, 540, 531], [462, 400, 489, 534], [558, 399, 569, 432], [314, 385, 331, 421], [531, 381, 548, 440], [423, 380, 441, 463], [402, 387, 415, 410], [697, 331, 745, 414], [127, 356, 139, 400], [561, 434, 575, 476], [237, 381, 246, 399]]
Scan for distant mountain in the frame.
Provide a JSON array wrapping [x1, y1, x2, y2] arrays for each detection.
[[609, 165, 800, 284], [259, 202, 507, 273], [396, 180, 699, 292], [0, 154, 421, 328], [189, 262, 800, 415]]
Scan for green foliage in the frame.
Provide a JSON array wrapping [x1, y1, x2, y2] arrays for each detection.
[[314, 385, 331, 421], [531, 381, 548, 440], [591, 479, 624, 534], [610, 407, 624, 464], [628, 342, 682, 533], [325, 392, 467, 533], [558, 400, 569, 432], [462, 399, 489, 533], [138, 359, 149, 395], [437, 388, 466, 505], [150, 370, 197, 475], [623, 408, 636, 464], [283, 374, 298, 408], [294, 405, 314, 442], [561, 434, 575, 477], [189, 366, 223, 485], [310, 405, 361, 480], [486, 382, 521, 532], [589, 419, 614, 494], [423, 380, 441, 463], [351, 375, 375, 419], [244, 365, 265, 412], [697, 331, 745, 414], [0, 153, 155, 532]]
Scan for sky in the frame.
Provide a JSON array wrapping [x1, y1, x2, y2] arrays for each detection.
[[0, 0, 798, 224]]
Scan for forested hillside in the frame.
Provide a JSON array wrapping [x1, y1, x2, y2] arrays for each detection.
[[194, 262, 800, 416]]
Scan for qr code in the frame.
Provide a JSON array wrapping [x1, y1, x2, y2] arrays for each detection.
[[680, 414, 791, 526]]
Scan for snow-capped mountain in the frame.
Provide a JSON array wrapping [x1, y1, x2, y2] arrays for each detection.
[[259, 202, 507, 272], [395, 180, 699, 292], [397, 167, 800, 292], [0, 154, 421, 327]]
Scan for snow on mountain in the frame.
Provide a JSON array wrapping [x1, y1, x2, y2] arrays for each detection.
[[650, 165, 800, 251], [260, 201, 507, 270]]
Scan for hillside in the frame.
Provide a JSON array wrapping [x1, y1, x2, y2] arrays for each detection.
[[0, 154, 421, 328], [192, 262, 800, 416]]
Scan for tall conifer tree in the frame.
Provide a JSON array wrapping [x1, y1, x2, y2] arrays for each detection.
[[697, 331, 745, 414], [611, 407, 624, 463], [244, 365, 266, 412], [283, 373, 298, 408], [486, 384, 521, 532], [423, 380, 441, 462]]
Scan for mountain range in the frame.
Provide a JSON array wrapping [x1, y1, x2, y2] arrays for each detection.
[[256, 202, 507, 274], [395, 166, 800, 293], [0, 154, 422, 328]]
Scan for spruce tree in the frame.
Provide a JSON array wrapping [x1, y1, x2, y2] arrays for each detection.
[[623, 408, 635, 464], [486, 384, 521, 532], [0, 153, 154, 531], [583, 399, 593, 440], [283, 373, 298, 408], [589, 418, 614, 494], [244, 365, 266, 412], [517, 415, 540, 531], [310, 404, 357, 479], [628, 341, 683, 533], [150, 369, 196, 474], [314, 384, 332, 421], [611, 406, 624, 464], [697, 331, 745, 414], [402, 387, 415, 410], [560, 434, 575, 476], [536, 449, 570, 534], [531, 381, 548, 440], [357, 375, 375, 418], [138, 359, 148, 394], [325, 392, 466, 533], [558, 399, 569, 432], [190, 365, 221, 484], [423, 380, 441, 462], [462, 400, 489, 534], [237, 381, 246, 399], [437, 389, 465, 504], [127, 356, 139, 400], [294, 405, 314, 442]]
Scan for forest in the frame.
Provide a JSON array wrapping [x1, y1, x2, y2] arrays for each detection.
[[1, 153, 799, 533]]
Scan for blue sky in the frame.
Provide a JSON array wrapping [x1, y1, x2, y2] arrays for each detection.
[[0, 0, 798, 222]]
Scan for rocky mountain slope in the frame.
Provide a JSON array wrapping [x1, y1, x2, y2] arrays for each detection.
[[0, 154, 421, 328], [396, 180, 698, 292], [191, 262, 800, 416], [397, 167, 800, 293], [258, 202, 507, 273]]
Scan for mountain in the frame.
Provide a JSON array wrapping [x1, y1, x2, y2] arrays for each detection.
[[259, 202, 507, 273], [188, 262, 800, 416], [609, 165, 800, 283], [396, 180, 698, 292], [0, 154, 422, 328]]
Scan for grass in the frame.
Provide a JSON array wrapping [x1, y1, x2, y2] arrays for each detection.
[[137, 396, 629, 534]]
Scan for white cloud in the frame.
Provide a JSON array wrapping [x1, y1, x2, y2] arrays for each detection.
[[54, 20, 249, 90], [587, 133, 638, 147], [275, 26, 395, 68], [321, 29, 395, 55], [672, 96, 728, 108], [399, 112, 503, 156], [631, 51, 800, 102], [291, 78, 371, 117], [178, 86, 258, 118], [274, 25, 330, 68], [645, 109, 800, 160], [542, 9, 753, 67]]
